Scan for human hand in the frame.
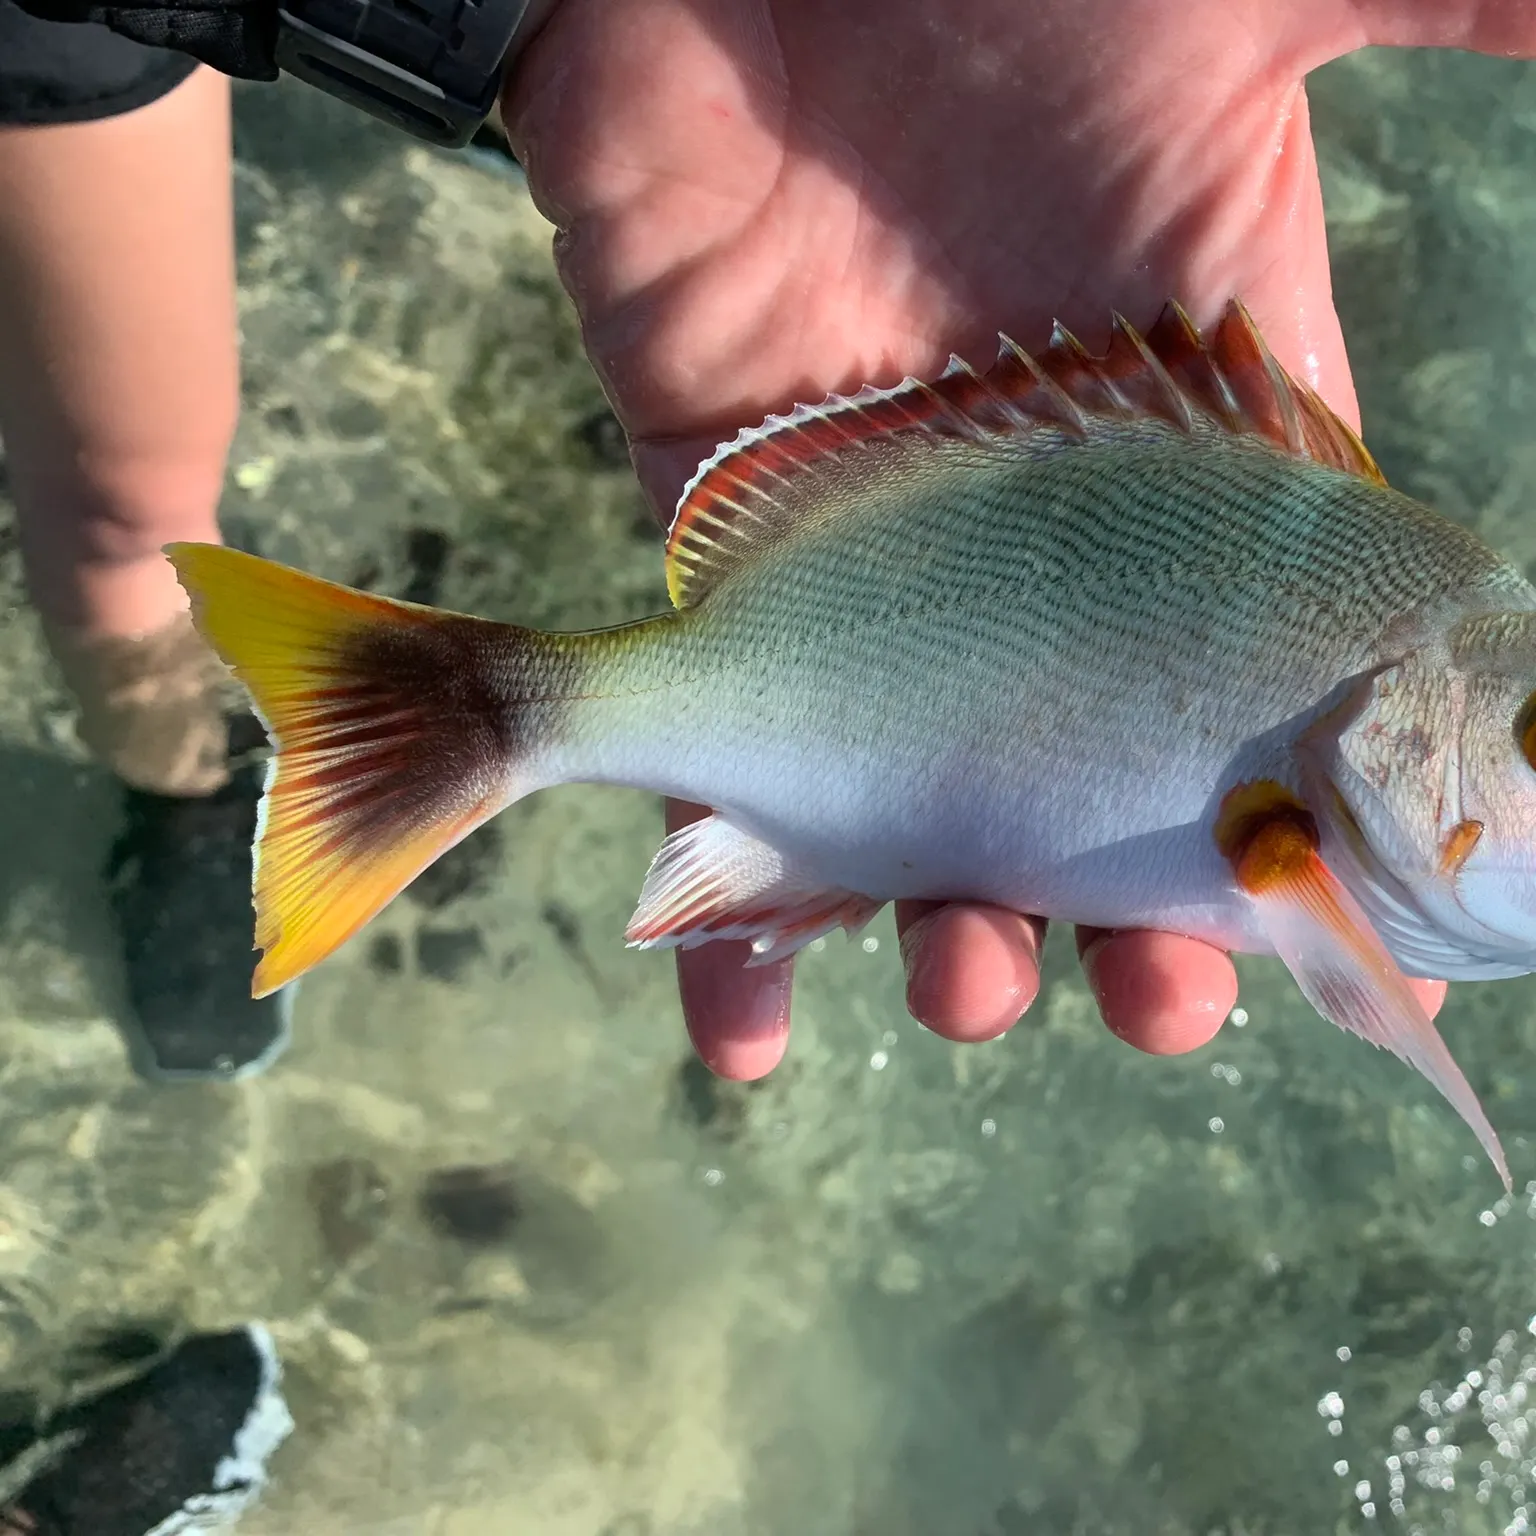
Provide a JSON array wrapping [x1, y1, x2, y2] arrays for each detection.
[[503, 0, 1530, 1076]]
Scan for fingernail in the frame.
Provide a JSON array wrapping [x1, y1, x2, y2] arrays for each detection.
[[898, 910, 938, 972], [899, 912, 942, 1028], [1078, 931, 1113, 990]]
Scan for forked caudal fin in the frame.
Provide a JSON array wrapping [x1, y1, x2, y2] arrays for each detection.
[[166, 543, 577, 997]]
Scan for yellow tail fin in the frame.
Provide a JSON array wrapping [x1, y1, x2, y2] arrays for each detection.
[[167, 543, 550, 997]]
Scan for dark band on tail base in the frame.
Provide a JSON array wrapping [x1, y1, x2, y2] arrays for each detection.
[[165, 543, 579, 994]]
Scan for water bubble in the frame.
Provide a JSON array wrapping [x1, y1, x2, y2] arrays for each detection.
[[1208, 1116, 1225, 1133], [861, 935, 880, 954], [869, 1050, 889, 1071], [1335, 1460, 1351, 1476], [980, 1118, 997, 1138], [1229, 1006, 1249, 1027], [1338, 1346, 1354, 1362], [1481, 1209, 1499, 1227], [881, 1030, 898, 1046], [702, 1168, 724, 1187]]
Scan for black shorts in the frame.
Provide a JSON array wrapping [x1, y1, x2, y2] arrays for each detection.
[[0, 0, 196, 126]]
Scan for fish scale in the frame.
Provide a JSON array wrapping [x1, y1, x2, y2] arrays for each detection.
[[168, 301, 1536, 1186], [576, 435, 1508, 836]]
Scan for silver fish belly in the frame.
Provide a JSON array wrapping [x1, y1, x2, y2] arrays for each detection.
[[579, 423, 1530, 956]]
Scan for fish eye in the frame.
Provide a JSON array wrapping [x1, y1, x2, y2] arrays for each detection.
[[1519, 692, 1536, 772]]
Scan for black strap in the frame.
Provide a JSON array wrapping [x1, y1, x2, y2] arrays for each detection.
[[12, 0, 537, 144], [14, 0, 280, 80]]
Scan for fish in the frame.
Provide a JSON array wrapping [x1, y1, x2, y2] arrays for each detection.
[[167, 300, 1536, 1189]]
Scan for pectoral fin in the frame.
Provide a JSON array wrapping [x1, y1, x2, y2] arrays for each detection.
[[1232, 812, 1509, 1190]]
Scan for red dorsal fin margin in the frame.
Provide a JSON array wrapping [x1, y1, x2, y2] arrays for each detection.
[[662, 299, 1385, 609]]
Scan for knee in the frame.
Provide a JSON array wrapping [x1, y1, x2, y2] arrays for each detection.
[[11, 412, 238, 565]]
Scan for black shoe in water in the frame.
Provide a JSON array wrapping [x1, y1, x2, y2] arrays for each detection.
[[105, 760, 294, 1080], [0, 1324, 293, 1536]]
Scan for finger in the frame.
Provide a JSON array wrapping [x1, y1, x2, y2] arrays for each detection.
[[675, 940, 793, 1080], [896, 901, 1044, 1042], [1076, 927, 1237, 1055], [666, 798, 794, 1080], [632, 438, 720, 525]]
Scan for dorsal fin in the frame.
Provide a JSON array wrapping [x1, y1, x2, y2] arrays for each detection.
[[664, 299, 1385, 609]]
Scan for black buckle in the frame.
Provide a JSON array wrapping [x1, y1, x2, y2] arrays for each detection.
[[274, 0, 530, 148]]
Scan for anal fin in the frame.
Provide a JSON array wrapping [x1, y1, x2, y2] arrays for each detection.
[[626, 815, 883, 966], [1234, 815, 1510, 1190]]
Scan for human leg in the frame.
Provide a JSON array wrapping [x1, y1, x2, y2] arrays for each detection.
[[0, 58, 237, 792], [0, 36, 290, 1075]]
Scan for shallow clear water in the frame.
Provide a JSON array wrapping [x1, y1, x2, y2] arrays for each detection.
[[3, 44, 1536, 1536]]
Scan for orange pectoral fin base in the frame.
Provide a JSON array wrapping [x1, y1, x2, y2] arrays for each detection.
[[1219, 782, 1509, 1190]]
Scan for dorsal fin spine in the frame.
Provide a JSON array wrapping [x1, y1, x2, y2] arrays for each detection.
[[1109, 311, 1194, 431], [991, 337, 1088, 436], [1200, 327, 1245, 425], [664, 299, 1385, 609]]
